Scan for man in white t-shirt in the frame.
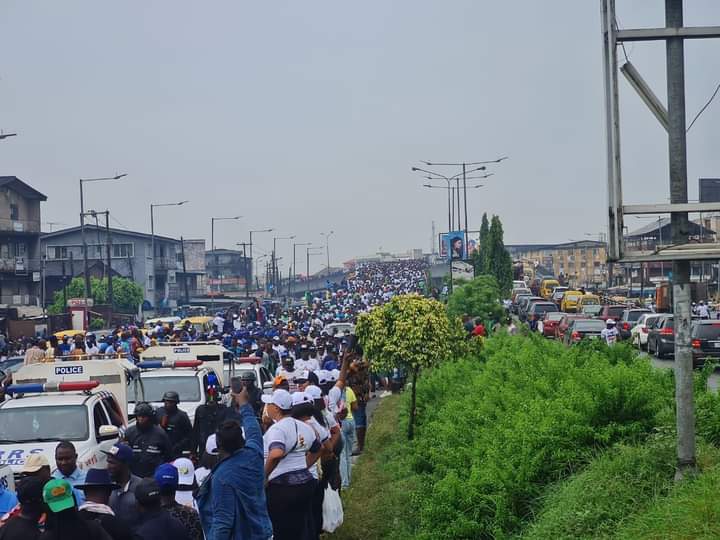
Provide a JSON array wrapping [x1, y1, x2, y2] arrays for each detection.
[[601, 319, 620, 346]]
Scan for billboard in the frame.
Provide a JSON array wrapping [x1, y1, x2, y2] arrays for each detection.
[[466, 231, 480, 258], [445, 231, 466, 261], [699, 178, 720, 203]]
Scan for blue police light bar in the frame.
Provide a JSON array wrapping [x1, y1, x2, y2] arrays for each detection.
[[6, 381, 99, 395], [137, 360, 203, 369]]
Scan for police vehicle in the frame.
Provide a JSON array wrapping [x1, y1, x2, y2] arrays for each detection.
[[0, 374, 125, 479], [223, 356, 274, 395]]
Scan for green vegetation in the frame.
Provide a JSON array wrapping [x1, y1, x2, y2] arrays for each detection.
[[446, 274, 505, 323], [48, 276, 144, 314], [356, 294, 459, 439], [472, 212, 513, 296]]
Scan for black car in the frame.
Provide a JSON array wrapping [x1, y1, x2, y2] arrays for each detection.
[[563, 319, 606, 346], [647, 316, 674, 359], [518, 296, 544, 322], [691, 320, 720, 367], [618, 308, 652, 340], [527, 301, 559, 323]]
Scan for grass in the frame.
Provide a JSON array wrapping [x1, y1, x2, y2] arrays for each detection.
[[332, 394, 416, 540]]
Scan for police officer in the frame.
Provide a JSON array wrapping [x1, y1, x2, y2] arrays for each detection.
[[239, 371, 263, 418], [123, 402, 173, 478], [156, 391, 194, 459]]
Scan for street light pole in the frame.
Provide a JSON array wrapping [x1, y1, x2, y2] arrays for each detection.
[[248, 228, 274, 295], [293, 242, 311, 296], [321, 231, 335, 274], [79, 174, 127, 300], [272, 235, 295, 295], [306, 246, 323, 294], [150, 201, 189, 310], [210, 216, 241, 311]]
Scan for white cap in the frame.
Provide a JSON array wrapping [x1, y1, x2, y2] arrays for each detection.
[[316, 370, 330, 384], [305, 385, 322, 400], [606, 319, 616, 325], [296, 370, 310, 382], [261, 389, 293, 410], [291, 391, 312, 406], [172, 457, 195, 486], [205, 434, 218, 456]]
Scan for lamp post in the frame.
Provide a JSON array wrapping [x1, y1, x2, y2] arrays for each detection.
[[150, 201, 189, 310], [320, 231, 335, 274], [248, 228, 273, 295], [292, 242, 312, 296], [210, 216, 241, 310], [79, 174, 127, 300], [306, 246, 323, 293], [272, 235, 295, 295]]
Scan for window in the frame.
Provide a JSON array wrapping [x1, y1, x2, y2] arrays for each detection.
[[92, 402, 110, 438], [14, 243, 26, 257], [9, 204, 18, 220], [0, 244, 8, 259], [101, 397, 124, 428], [148, 275, 154, 291], [112, 243, 134, 258]]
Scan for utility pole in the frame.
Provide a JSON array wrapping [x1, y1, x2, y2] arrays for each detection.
[[103, 211, 113, 325], [666, 0, 694, 476], [180, 236, 190, 305], [237, 242, 251, 299]]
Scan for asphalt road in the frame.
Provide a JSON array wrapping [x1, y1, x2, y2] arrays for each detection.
[[648, 354, 719, 392]]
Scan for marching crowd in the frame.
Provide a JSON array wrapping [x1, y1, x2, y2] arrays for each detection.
[[0, 260, 427, 540]]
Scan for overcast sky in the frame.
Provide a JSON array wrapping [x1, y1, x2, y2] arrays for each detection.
[[2, 1, 720, 273]]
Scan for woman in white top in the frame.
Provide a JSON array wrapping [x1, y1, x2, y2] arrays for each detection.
[[262, 389, 321, 540]]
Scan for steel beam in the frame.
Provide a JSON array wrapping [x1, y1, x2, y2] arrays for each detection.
[[617, 26, 720, 42], [624, 202, 720, 214]]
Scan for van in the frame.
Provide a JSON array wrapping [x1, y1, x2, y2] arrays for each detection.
[[560, 291, 585, 313], [539, 279, 560, 300]]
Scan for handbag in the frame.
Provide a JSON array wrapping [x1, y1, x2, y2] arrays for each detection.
[[322, 486, 344, 533]]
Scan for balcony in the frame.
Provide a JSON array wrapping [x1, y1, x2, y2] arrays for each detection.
[[0, 257, 41, 274], [0, 218, 41, 235], [154, 257, 181, 272]]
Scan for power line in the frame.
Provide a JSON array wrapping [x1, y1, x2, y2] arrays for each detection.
[[687, 81, 720, 132]]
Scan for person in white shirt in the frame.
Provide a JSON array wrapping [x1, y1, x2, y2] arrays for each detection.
[[276, 357, 301, 393], [601, 319, 620, 346], [697, 301, 710, 319], [262, 389, 321, 539]]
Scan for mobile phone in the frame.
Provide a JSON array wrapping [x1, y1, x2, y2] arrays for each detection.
[[230, 377, 243, 393]]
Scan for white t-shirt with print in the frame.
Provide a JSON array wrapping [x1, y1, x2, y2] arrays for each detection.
[[305, 417, 330, 479], [263, 417, 319, 481]]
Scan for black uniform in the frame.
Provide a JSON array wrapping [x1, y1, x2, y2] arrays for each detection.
[[123, 424, 172, 478], [156, 406, 194, 458], [192, 401, 224, 456]]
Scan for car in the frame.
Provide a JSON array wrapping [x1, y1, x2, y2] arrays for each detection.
[[527, 302, 559, 324], [519, 297, 546, 322], [223, 357, 274, 395], [512, 280, 527, 290], [647, 316, 674, 359], [576, 294, 601, 312], [0, 357, 24, 380], [618, 308, 653, 340], [598, 305, 628, 322], [691, 320, 720, 367], [511, 291, 533, 314], [538, 312, 565, 338], [560, 290, 585, 313], [539, 279, 560, 300], [579, 304, 603, 317], [563, 319, 606, 345], [0, 384, 124, 479], [324, 322, 356, 337], [630, 313, 665, 350], [555, 314, 588, 340]]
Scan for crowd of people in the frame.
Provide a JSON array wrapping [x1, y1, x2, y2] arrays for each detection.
[[0, 260, 428, 540]]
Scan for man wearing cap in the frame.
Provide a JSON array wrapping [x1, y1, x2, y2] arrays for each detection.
[[192, 379, 224, 459], [41, 478, 110, 540], [0, 477, 44, 540], [76, 468, 133, 540], [197, 386, 272, 540], [53, 441, 87, 507], [21, 454, 51, 483], [171, 458, 197, 509], [133, 479, 190, 540], [156, 391, 194, 459], [105, 443, 142, 526], [154, 464, 202, 540], [123, 403, 172, 478]]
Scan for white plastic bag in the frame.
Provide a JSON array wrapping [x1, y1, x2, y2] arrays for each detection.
[[322, 486, 344, 533]]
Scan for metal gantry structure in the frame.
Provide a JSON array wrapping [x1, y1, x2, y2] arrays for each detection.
[[601, 0, 720, 476]]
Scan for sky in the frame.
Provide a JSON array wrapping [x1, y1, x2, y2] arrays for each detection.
[[2, 1, 720, 273]]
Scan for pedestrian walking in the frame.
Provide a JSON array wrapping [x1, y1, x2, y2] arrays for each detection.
[[53, 441, 87, 507], [104, 443, 142, 526], [123, 402, 172, 478], [40, 479, 110, 540], [156, 391, 194, 458], [154, 464, 203, 540], [76, 468, 133, 540]]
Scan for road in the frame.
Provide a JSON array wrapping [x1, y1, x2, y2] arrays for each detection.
[[649, 355, 719, 392]]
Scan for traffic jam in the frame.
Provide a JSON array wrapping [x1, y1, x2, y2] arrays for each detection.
[[511, 277, 720, 367]]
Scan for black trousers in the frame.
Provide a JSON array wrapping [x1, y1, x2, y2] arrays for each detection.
[[266, 479, 318, 540], [311, 478, 325, 539]]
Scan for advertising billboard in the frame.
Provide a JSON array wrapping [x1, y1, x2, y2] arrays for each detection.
[[445, 231, 466, 261]]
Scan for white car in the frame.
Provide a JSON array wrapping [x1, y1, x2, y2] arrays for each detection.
[[0, 385, 123, 478], [631, 313, 664, 350], [324, 322, 355, 337]]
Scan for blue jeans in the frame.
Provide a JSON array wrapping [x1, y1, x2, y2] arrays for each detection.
[[340, 418, 356, 488]]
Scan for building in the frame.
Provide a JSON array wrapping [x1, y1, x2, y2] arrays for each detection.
[[205, 248, 252, 295], [41, 226, 205, 311], [0, 177, 47, 305], [506, 240, 608, 288]]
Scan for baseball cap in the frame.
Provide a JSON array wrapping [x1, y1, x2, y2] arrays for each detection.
[[172, 458, 195, 487], [17, 476, 45, 505], [21, 454, 49, 474], [606, 319, 616, 325], [305, 385, 322, 400], [43, 479, 76, 513], [291, 391, 312, 407], [295, 370, 310, 383], [205, 434, 219, 456], [135, 479, 161, 506], [154, 463, 179, 490], [316, 370, 330, 385], [261, 389, 293, 410], [102, 443, 133, 464]]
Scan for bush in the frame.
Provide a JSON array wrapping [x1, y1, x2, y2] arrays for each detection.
[[390, 334, 674, 539], [89, 317, 105, 331]]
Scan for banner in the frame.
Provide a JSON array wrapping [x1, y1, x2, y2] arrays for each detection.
[[466, 231, 480, 258], [445, 231, 466, 261], [452, 260, 474, 281]]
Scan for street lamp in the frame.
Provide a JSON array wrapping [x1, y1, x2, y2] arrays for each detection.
[[79, 174, 127, 300], [150, 201, 189, 309], [272, 235, 295, 294], [248, 228, 274, 295], [306, 246, 324, 293], [292, 242, 312, 295], [210, 216, 241, 310], [0, 132, 18, 140], [320, 231, 335, 274]]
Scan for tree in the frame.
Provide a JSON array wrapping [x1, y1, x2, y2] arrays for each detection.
[[356, 294, 456, 439], [48, 276, 143, 315], [474, 213, 491, 274], [488, 215, 513, 297], [447, 274, 506, 323]]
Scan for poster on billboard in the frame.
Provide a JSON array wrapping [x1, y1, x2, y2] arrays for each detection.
[[439, 233, 449, 259], [466, 231, 480, 258], [445, 231, 466, 261]]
